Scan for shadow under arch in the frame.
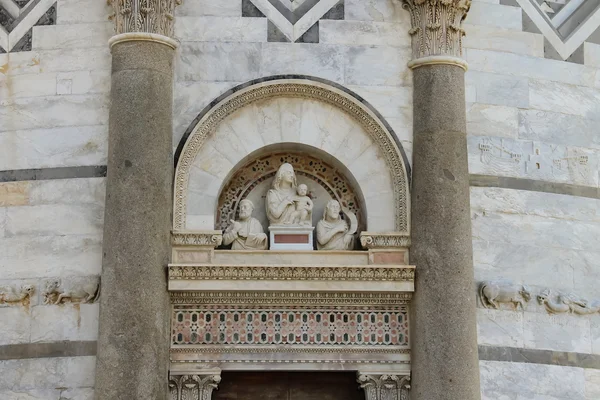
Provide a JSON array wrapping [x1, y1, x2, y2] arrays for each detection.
[[174, 75, 411, 183], [173, 75, 411, 234]]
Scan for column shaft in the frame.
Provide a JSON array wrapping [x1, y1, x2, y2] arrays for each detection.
[[410, 65, 481, 400], [95, 40, 175, 399]]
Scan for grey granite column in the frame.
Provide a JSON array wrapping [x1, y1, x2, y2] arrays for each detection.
[[95, 2, 179, 398], [401, 1, 481, 399]]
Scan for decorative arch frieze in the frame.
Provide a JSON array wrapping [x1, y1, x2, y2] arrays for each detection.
[[174, 78, 411, 235]]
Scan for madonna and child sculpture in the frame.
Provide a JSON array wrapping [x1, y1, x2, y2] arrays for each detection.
[[225, 163, 356, 250]]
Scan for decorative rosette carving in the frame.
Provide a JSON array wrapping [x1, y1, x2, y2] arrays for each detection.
[[401, 0, 471, 60], [108, 0, 181, 37]]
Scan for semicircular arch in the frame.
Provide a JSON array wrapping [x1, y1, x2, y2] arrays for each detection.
[[174, 77, 411, 235]]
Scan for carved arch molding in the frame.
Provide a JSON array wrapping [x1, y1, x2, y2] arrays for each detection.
[[174, 78, 411, 235]]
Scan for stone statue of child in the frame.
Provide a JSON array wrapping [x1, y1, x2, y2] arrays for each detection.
[[289, 184, 313, 226], [223, 199, 268, 250]]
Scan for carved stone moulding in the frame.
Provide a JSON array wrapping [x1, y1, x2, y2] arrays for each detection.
[[108, 0, 181, 38], [170, 346, 411, 372], [172, 231, 223, 247], [169, 291, 413, 306], [357, 373, 411, 400], [401, 0, 471, 69], [168, 264, 415, 292], [360, 232, 411, 249]]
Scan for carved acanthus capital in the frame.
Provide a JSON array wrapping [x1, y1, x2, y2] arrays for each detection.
[[168, 373, 221, 400], [401, 0, 471, 68], [108, 0, 181, 38], [357, 373, 410, 400]]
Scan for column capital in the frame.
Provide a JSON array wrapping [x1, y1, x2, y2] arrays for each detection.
[[108, 0, 181, 44], [169, 372, 221, 400], [357, 373, 410, 400], [400, 0, 471, 70]]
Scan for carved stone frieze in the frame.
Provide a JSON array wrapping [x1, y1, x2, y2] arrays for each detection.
[[108, 0, 181, 37], [538, 289, 600, 315], [0, 284, 34, 305], [42, 277, 101, 305], [479, 281, 532, 310], [401, 0, 471, 62], [357, 373, 410, 400], [168, 373, 220, 400], [172, 231, 223, 247], [169, 291, 413, 306], [168, 265, 415, 281], [360, 232, 411, 249], [175, 82, 410, 235]]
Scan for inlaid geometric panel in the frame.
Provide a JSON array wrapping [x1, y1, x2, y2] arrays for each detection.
[[242, 0, 344, 43], [172, 306, 409, 347], [0, 0, 56, 53], [516, 0, 600, 60]]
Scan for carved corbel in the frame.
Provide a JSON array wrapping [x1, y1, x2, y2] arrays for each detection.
[[168, 373, 221, 400], [172, 231, 223, 248], [400, 0, 471, 69], [357, 373, 410, 400]]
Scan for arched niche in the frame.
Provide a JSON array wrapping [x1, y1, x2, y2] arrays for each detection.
[[174, 77, 410, 235]]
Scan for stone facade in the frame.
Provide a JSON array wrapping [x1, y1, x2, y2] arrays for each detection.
[[1, 0, 600, 398]]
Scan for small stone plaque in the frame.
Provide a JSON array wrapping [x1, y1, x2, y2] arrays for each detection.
[[269, 225, 314, 250]]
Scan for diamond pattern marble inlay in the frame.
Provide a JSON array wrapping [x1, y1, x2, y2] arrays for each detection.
[[248, 0, 341, 42], [0, 0, 56, 52], [516, 0, 600, 59]]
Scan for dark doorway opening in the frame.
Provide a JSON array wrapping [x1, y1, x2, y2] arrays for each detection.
[[213, 371, 363, 400]]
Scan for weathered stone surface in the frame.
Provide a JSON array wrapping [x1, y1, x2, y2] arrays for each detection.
[[178, 42, 261, 82], [467, 103, 518, 138], [175, 17, 267, 43], [411, 65, 481, 400], [344, 0, 406, 22], [262, 44, 345, 83], [586, 369, 600, 399], [95, 40, 173, 400], [464, 24, 544, 57], [0, 126, 107, 170], [1, 235, 102, 280], [465, 70, 529, 108], [0, 182, 29, 207], [176, 0, 240, 16], [32, 23, 112, 50], [523, 312, 592, 353], [0, 356, 96, 390], [519, 109, 600, 149], [480, 360, 586, 400], [0, 307, 31, 345], [0, 73, 57, 99], [529, 78, 600, 118], [320, 20, 410, 47], [31, 304, 98, 342], [467, 2, 522, 30], [477, 308, 524, 347], [345, 45, 411, 86], [57, 0, 111, 23], [466, 48, 595, 87]]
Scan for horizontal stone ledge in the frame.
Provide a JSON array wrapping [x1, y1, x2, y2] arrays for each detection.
[[469, 174, 600, 200], [478, 345, 600, 370], [0, 165, 107, 183], [168, 264, 415, 281], [0, 340, 97, 361]]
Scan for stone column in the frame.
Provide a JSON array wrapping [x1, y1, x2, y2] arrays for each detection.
[[95, 1, 179, 398], [357, 373, 410, 400], [401, 1, 481, 400]]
